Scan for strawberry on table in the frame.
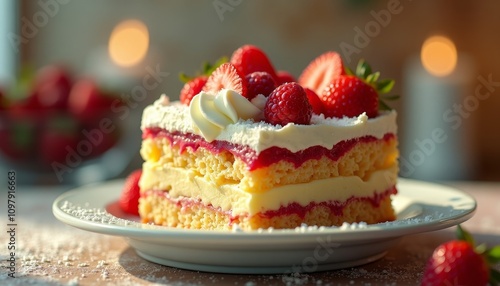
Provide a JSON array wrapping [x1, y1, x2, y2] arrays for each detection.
[[298, 51, 344, 96], [203, 63, 247, 97], [119, 169, 142, 216], [264, 82, 312, 126], [421, 225, 500, 286], [244, 71, 276, 100], [230, 45, 278, 82]]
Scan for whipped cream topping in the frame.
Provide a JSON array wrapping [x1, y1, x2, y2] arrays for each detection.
[[189, 89, 262, 141], [141, 95, 397, 154]]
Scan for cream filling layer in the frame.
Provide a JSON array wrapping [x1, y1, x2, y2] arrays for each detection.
[[140, 163, 398, 216]]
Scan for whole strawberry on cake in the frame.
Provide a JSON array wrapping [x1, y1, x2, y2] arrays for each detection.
[[139, 45, 399, 230]]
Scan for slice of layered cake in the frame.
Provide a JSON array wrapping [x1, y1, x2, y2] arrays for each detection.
[[138, 45, 399, 230]]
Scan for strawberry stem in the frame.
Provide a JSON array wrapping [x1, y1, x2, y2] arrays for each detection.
[[490, 268, 500, 285], [346, 59, 398, 111], [179, 56, 228, 83], [457, 224, 476, 246], [487, 245, 500, 264]]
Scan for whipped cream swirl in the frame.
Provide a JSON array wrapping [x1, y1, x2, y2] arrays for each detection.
[[189, 89, 262, 141]]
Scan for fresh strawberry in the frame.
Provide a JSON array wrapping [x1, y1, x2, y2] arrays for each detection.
[[88, 125, 120, 158], [178, 57, 228, 105], [421, 240, 488, 286], [34, 65, 72, 110], [321, 75, 379, 118], [0, 116, 39, 160], [68, 79, 114, 123], [264, 82, 312, 125], [8, 91, 44, 120], [0, 88, 7, 110], [180, 76, 207, 105], [304, 88, 324, 115], [244, 72, 276, 100], [39, 115, 79, 165], [320, 59, 397, 118], [298, 51, 344, 96], [276, 70, 296, 85], [421, 225, 500, 286], [230, 45, 278, 82], [119, 170, 142, 215], [203, 63, 247, 96]]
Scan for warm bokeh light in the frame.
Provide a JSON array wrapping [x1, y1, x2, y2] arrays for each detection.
[[108, 19, 149, 67], [421, 35, 457, 77]]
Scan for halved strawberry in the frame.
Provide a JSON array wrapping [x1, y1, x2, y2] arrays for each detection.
[[230, 45, 278, 82], [202, 63, 246, 96], [298, 51, 344, 96]]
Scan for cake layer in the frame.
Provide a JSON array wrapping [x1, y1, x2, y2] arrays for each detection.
[[139, 189, 396, 230], [141, 132, 398, 193], [139, 162, 398, 216], [141, 98, 397, 154]]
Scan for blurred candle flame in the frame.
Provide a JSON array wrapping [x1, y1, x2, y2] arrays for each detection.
[[421, 35, 457, 77], [108, 19, 149, 67]]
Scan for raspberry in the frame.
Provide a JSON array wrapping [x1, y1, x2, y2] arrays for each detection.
[[264, 82, 312, 125], [244, 72, 276, 100]]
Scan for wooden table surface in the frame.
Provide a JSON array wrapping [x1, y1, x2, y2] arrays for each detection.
[[1, 180, 499, 286]]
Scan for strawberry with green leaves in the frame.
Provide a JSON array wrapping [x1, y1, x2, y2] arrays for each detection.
[[321, 59, 397, 118], [179, 57, 227, 105], [421, 225, 500, 286]]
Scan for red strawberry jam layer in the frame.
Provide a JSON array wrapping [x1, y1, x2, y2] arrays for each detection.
[[143, 128, 395, 171], [143, 186, 397, 225]]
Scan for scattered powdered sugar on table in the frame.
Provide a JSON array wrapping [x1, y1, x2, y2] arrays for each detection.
[[3, 189, 469, 286]]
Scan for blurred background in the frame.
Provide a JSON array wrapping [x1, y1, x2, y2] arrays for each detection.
[[0, 0, 499, 185]]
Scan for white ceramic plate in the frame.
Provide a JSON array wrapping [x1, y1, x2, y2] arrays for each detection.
[[53, 178, 476, 274]]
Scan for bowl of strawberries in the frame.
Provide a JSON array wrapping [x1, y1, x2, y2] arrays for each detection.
[[0, 65, 135, 185]]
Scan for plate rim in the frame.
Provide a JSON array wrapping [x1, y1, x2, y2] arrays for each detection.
[[52, 178, 477, 243]]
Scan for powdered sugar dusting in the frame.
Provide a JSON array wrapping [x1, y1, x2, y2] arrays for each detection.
[[141, 99, 397, 153], [59, 200, 141, 228]]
